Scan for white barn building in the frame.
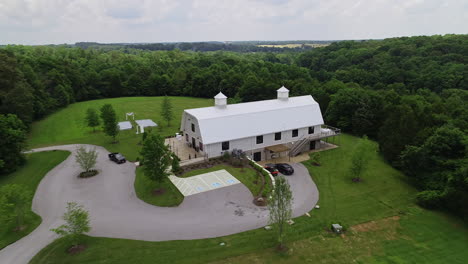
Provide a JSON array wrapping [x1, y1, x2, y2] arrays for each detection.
[[179, 87, 339, 162]]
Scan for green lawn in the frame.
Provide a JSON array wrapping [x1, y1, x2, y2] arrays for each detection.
[[180, 164, 262, 196], [0, 150, 70, 249], [28, 97, 211, 160], [134, 167, 184, 207], [30, 134, 468, 264]]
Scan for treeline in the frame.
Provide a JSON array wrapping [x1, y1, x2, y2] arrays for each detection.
[[75, 42, 312, 52], [0, 34, 467, 219]]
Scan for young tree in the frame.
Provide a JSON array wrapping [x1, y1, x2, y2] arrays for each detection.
[[349, 136, 372, 182], [171, 153, 181, 174], [0, 184, 31, 229], [140, 133, 172, 182], [51, 202, 91, 248], [75, 146, 98, 173], [268, 176, 293, 250], [160, 96, 173, 127], [85, 108, 100, 132], [100, 104, 119, 143]]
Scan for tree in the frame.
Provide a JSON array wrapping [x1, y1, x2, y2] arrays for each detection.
[[85, 108, 100, 132], [75, 146, 98, 174], [140, 133, 172, 182], [349, 136, 373, 182], [0, 184, 31, 229], [100, 104, 119, 143], [0, 114, 27, 175], [171, 153, 181, 174], [268, 176, 293, 250], [160, 96, 173, 127], [51, 202, 91, 248]]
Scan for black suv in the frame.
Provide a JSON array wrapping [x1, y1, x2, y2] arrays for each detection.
[[108, 153, 126, 164], [275, 163, 294, 175]]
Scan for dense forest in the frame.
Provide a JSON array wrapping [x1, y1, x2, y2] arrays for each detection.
[[74, 40, 332, 52], [0, 34, 467, 220]]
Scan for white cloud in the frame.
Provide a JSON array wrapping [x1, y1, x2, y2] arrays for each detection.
[[0, 0, 466, 44]]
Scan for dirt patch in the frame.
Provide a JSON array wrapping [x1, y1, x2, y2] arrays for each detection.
[[67, 244, 87, 255], [152, 188, 166, 196], [275, 244, 289, 252], [351, 215, 401, 233], [253, 196, 267, 206], [78, 170, 99, 178]]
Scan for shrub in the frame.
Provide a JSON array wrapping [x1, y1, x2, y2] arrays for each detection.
[[222, 152, 231, 162], [416, 190, 444, 209]]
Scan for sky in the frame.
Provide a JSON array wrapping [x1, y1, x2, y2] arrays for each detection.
[[0, 0, 467, 45]]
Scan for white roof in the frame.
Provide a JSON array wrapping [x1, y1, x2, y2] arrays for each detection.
[[118, 121, 132, 130], [277, 86, 289, 92], [135, 119, 157, 128], [214, 92, 227, 99], [183, 95, 324, 144]]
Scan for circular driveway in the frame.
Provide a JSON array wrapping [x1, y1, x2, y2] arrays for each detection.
[[0, 144, 319, 264]]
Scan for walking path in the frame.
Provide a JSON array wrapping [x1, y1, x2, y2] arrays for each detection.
[[0, 144, 319, 264]]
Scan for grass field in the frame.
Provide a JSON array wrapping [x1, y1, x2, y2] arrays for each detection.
[[28, 97, 211, 160], [30, 134, 468, 263], [0, 150, 70, 249]]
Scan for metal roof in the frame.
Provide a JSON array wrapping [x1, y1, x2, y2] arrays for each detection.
[[214, 92, 227, 99], [277, 86, 289, 92], [183, 95, 324, 145]]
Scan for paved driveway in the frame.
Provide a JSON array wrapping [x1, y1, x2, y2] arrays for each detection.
[[0, 144, 319, 264]]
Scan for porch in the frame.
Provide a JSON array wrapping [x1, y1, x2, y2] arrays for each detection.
[[165, 137, 205, 162], [257, 140, 338, 166]]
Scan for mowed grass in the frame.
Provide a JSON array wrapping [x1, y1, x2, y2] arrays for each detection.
[[30, 134, 468, 264], [134, 167, 184, 207], [0, 150, 70, 249], [180, 164, 262, 196], [28, 97, 211, 160]]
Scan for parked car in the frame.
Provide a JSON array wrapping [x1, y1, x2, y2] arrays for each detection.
[[264, 163, 279, 176], [108, 153, 126, 164], [275, 163, 294, 175]]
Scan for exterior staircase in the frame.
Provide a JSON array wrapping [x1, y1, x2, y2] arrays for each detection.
[[289, 137, 310, 157]]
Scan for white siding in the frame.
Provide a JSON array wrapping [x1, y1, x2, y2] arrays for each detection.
[[204, 125, 321, 160], [181, 113, 205, 155]]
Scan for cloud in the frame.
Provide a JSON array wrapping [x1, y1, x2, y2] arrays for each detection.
[[0, 0, 466, 44]]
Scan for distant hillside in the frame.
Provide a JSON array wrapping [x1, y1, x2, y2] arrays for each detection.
[[74, 40, 337, 52]]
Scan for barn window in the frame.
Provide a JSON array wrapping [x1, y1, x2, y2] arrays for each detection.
[[309, 126, 315, 134], [191, 123, 195, 132], [292, 129, 298, 137], [256, 135, 263, 144], [199, 142, 204, 151], [222, 141, 230, 151], [275, 132, 281, 141]]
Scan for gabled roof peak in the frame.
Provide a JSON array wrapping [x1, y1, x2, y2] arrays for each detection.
[[214, 92, 227, 99], [277, 86, 289, 92]]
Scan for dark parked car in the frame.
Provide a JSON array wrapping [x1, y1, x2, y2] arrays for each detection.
[[264, 163, 279, 176], [275, 163, 294, 175], [108, 153, 126, 164]]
